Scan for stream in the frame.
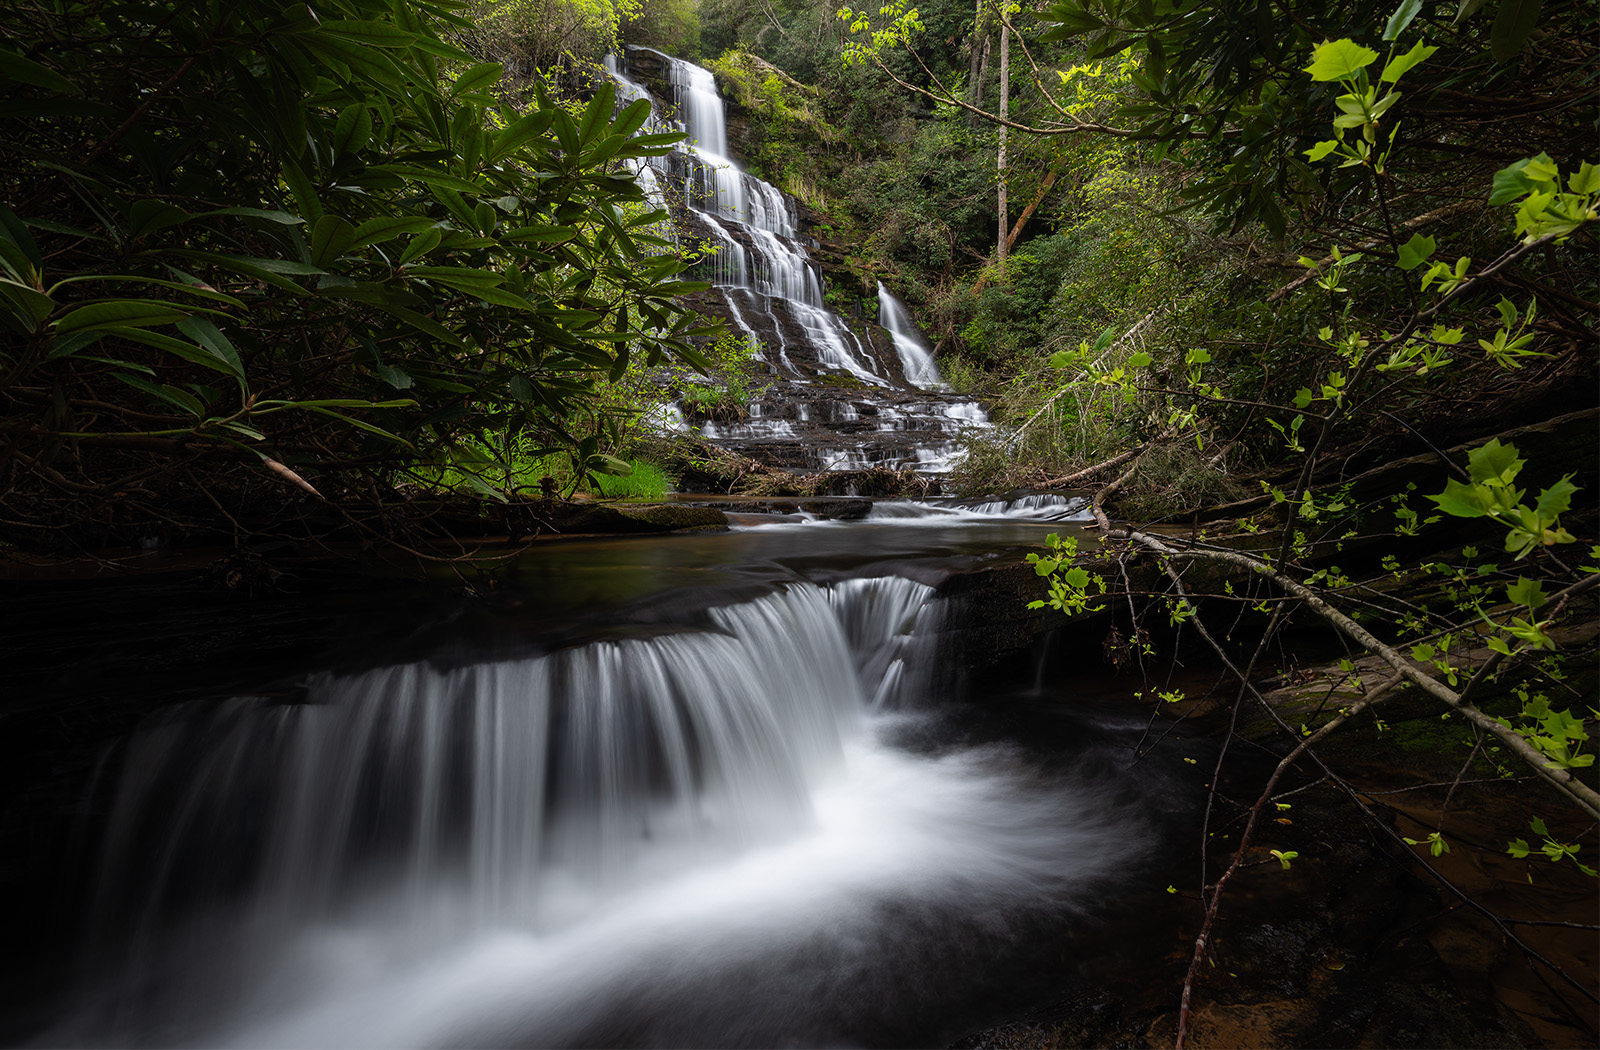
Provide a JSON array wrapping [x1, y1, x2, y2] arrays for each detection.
[[15, 501, 1207, 1048]]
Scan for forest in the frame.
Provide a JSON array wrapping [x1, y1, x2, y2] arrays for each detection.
[[0, 1, 1595, 1047]]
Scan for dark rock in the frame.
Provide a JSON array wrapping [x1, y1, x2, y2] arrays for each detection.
[[512, 500, 728, 536]]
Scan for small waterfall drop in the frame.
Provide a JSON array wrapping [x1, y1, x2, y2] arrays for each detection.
[[877, 282, 945, 390], [45, 542, 1190, 1048]]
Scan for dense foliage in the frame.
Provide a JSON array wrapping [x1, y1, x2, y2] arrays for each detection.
[[0, 0, 715, 548], [720, 2, 1597, 1039]]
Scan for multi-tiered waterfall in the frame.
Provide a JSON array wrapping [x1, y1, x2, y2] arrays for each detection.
[[609, 48, 989, 475]]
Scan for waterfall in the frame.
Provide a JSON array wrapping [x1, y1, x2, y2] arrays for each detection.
[[877, 282, 945, 390], [599, 50, 1007, 475], [614, 49, 886, 385], [49, 559, 1180, 1048]]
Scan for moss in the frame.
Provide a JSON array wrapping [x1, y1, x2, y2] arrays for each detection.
[[614, 504, 727, 531]]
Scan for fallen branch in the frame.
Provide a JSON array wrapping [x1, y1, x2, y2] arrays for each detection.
[[1124, 529, 1600, 820], [1037, 444, 1144, 489]]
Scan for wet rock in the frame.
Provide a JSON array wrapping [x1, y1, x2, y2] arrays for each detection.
[[513, 500, 728, 535]]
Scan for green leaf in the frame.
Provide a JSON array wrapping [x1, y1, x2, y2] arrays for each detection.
[[332, 105, 373, 154], [375, 363, 413, 390], [450, 61, 502, 98], [351, 216, 436, 247], [203, 207, 306, 226], [1569, 162, 1600, 196], [1534, 477, 1577, 521], [613, 99, 652, 139], [1127, 351, 1153, 368], [0, 202, 42, 272], [53, 299, 186, 333], [113, 373, 204, 416], [1306, 39, 1380, 82], [1381, 40, 1438, 82], [305, 406, 413, 447], [488, 109, 557, 163], [1489, 157, 1538, 205], [0, 278, 55, 327], [1427, 477, 1492, 518], [101, 326, 240, 377], [319, 19, 417, 48], [310, 215, 357, 269], [0, 47, 81, 95], [504, 225, 579, 243], [398, 228, 443, 265], [1506, 577, 1548, 609], [586, 453, 633, 477], [168, 251, 311, 294], [579, 83, 616, 146], [174, 316, 245, 380], [1467, 438, 1523, 484], [1304, 139, 1341, 162], [47, 330, 104, 359], [1490, 0, 1544, 62], [1396, 233, 1436, 270], [1383, 0, 1424, 41]]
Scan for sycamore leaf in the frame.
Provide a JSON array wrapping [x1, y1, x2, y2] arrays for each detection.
[[1396, 233, 1436, 270], [1428, 477, 1491, 518], [1306, 39, 1379, 82], [1506, 576, 1548, 609], [1305, 139, 1341, 162], [1381, 40, 1438, 82], [1466, 438, 1523, 485], [1535, 477, 1578, 521]]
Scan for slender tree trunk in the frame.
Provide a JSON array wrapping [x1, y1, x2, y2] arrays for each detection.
[[997, 19, 1010, 264]]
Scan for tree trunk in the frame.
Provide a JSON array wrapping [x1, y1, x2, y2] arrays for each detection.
[[997, 20, 1010, 264]]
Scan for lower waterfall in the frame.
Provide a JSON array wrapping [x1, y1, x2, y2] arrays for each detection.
[[51, 568, 1183, 1048]]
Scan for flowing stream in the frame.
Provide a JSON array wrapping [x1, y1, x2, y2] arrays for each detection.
[[40, 503, 1202, 1048]]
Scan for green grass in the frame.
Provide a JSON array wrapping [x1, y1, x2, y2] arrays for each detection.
[[590, 460, 670, 500]]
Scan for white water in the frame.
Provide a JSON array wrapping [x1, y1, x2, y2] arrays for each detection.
[[867, 493, 1091, 523], [877, 282, 945, 389], [613, 49, 887, 386], [61, 574, 1150, 1047]]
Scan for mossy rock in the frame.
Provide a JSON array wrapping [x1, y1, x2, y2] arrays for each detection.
[[511, 500, 727, 535], [613, 504, 728, 531]]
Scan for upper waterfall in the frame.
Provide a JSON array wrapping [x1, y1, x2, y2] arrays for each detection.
[[607, 48, 991, 477]]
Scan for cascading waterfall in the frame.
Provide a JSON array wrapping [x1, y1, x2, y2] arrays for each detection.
[[617, 48, 886, 384], [54, 569, 1170, 1048], [604, 48, 1008, 475]]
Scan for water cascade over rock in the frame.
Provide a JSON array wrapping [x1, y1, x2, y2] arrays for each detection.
[[47, 560, 1182, 1048], [877, 281, 945, 389], [609, 49, 989, 476]]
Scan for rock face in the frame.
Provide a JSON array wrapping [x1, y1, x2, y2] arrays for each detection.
[[608, 48, 990, 478]]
